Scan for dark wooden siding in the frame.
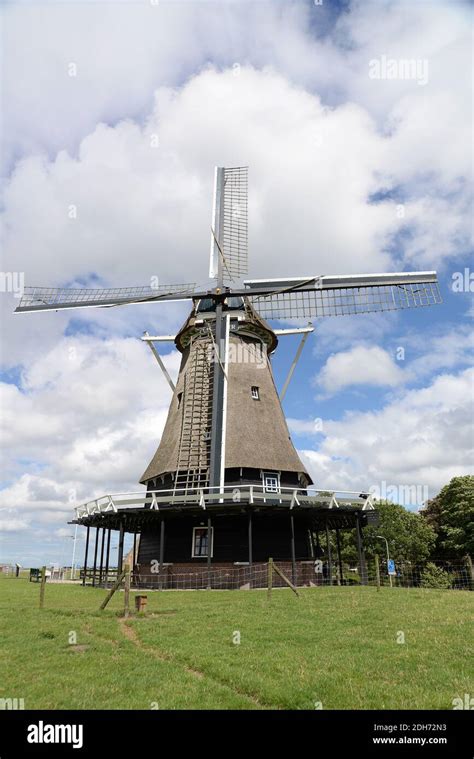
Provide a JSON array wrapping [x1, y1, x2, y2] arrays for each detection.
[[137, 512, 312, 565]]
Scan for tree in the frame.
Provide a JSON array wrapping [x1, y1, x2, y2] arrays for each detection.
[[419, 563, 452, 589], [336, 501, 436, 565], [362, 501, 436, 563], [422, 475, 474, 559]]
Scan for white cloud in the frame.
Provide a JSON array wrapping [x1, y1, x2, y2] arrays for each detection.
[[1, 68, 397, 287], [398, 324, 474, 379], [2, 0, 470, 177], [1, 58, 468, 368], [1, 0, 470, 290], [301, 367, 474, 498], [0, 335, 178, 536], [0, 511, 29, 532], [55, 527, 77, 539], [316, 344, 405, 394], [0, 65, 394, 370], [312, 324, 473, 396], [0, 1, 470, 377], [287, 418, 323, 436], [398, 194, 473, 268], [0, 1, 345, 173]]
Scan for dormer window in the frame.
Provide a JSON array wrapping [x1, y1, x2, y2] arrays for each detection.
[[251, 386, 260, 400], [263, 471, 280, 493]]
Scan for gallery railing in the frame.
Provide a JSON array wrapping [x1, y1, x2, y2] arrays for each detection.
[[74, 485, 376, 519]]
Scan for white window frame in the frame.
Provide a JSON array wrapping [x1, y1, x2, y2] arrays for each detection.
[[251, 386, 260, 400], [191, 526, 214, 558], [262, 471, 280, 494]]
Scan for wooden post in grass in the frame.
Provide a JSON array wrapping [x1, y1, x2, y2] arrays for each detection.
[[39, 566, 46, 609], [267, 558, 273, 600], [335, 527, 344, 586], [290, 515, 297, 586], [466, 555, 474, 591], [273, 562, 299, 597], [325, 522, 332, 586], [158, 518, 165, 591], [124, 564, 131, 618], [99, 570, 126, 610], [375, 554, 381, 591]]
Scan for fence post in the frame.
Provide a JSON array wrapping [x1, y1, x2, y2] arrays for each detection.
[[39, 566, 46, 609], [124, 564, 131, 618], [267, 558, 273, 600], [273, 562, 299, 597], [466, 556, 474, 591], [375, 554, 381, 591], [99, 570, 126, 611]]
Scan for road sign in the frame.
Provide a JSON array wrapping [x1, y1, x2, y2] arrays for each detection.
[[387, 559, 396, 576]]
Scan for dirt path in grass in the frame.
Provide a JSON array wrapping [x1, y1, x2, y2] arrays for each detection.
[[117, 617, 269, 708]]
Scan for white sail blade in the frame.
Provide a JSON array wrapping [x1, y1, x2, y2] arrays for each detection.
[[244, 271, 439, 291], [210, 166, 248, 283], [244, 271, 441, 320], [209, 166, 223, 280], [15, 283, 196, 313]]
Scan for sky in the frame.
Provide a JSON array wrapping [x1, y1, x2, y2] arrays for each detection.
[[0, 0, 472, 567]]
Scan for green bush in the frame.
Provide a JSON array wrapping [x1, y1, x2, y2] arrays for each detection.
[[420, 563, 452, 589]]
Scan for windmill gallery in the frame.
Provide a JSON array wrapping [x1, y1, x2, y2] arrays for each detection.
[[14, 167, 442, 589]]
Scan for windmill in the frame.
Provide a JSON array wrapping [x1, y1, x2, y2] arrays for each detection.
[[15, 166, 441, 589]]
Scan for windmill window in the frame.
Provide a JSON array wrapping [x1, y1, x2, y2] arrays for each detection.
[[251, 386, 260, 400], [192, 527, 214, 558], [263, 472, 280, 493], [177, 392, 183, 409]]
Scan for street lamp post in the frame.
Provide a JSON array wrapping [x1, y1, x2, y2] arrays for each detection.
[[70, 525, 78, 580], [376, 535, 392, 587]]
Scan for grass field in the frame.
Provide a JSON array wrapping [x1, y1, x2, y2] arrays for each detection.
[[0, 578, 472, 710]]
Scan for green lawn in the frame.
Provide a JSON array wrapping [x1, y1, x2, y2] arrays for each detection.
[[0, 578, 472, 710]]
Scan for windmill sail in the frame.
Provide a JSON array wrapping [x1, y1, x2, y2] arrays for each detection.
[[243, 271, 441, 320], [210, 166, 248, 283], [14, 283, 196, 313]]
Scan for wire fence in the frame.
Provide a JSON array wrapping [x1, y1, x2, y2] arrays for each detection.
[[361, 558, 474, 591], [0, 565, 18, 577], [99, 557, 474, 591], [2, 557, 472, 591]]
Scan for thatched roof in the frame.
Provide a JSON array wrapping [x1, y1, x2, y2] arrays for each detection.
[[140, 301, 311, 485]]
